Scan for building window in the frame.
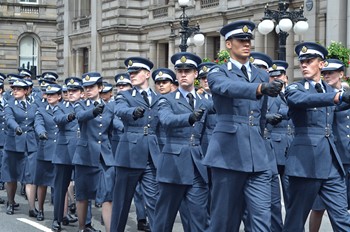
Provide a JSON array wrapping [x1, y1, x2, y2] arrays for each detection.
[[83, 47, 89, 73], [81, 0, 91, 17], [19, 35, 38, 74], [19, 0, 38, 4]]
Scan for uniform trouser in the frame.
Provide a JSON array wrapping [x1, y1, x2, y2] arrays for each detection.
[[283, 161, 350, 232], [0, 148, 3, 182], [134, 183, 147, 221], [111, 161, 158, 232], [53, 164, 74, 222], [154, 169, 209, 232], [243, 173, 282, 232], [209, 168, 272, 232]]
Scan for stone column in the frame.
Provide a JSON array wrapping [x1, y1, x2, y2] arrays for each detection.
[[168, 37, 175, 69], [326, 0, 346, 45], [63, 0, 72, 77]]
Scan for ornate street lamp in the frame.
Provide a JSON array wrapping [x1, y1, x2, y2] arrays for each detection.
[[258, 0, 309, 60], [178, 0, 205, 52]]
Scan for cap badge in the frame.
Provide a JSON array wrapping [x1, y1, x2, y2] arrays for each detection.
[[324, 61, 329, 67], [85, 75, 90, 81], [301, 46, 308, 53], [202, 66, 208, 72], [15, 80, 19, 84], [242, 25, 249, 33], [180, 56, 187, 63], [69, 79, 75, 84], [41, 81, 46, 86], [47, 85, 52, 90], [272, 64, 277, 70], [120, 76, 124, 80], [249, 56, 255, 63], [158, 71, 163, 76], [128, 60, 133, 66]]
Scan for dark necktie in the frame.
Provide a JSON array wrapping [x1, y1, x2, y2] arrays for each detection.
[[94, 101, 99, 107], [21, 101, 26, 110], [187, 93, 195, 110], [141, 91, 150, 106], [315, 83, 323, 93], [241, 65, 249, 81]]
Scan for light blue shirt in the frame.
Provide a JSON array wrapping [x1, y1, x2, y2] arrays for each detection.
[[178, 87, 196, 107], [230, 58, 251, 80]]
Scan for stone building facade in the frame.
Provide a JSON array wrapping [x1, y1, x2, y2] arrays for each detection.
[[20, 0, 350, 83], [0, 0, 57, 77]]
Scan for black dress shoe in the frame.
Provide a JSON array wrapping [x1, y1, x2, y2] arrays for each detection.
[[84, 223, 101, 232], [36, 210, 44, 221], [29, 208, 39, 217], [62, 214, 78, 225], [51, 220, 61, 232], [13, 202, 19, 208], [6, 203, 14, 215], [94, 202, 102, 208], [0, 198, 5, 204], [69, 203, 76, 214], [137, 219, 151, 232]]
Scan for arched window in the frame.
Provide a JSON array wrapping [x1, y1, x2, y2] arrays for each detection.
[[19, 35, 38, 73]]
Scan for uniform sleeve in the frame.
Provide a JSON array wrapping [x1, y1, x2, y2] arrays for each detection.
[[53, 105, 70, 126], [115, 93, 138, 121], [4, 104, 19, 130], [75, 102, 95, 122], [34, 109, 46, 135], [158, 97, 192, 128], [285, 84, 337, 108], [207, 65, 261, 100]]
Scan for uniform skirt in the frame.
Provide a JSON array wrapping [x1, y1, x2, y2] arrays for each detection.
[[34, 160, 54, 187], [75, 160, 115, 202], [1, 150, 26, 182], [22, 151, 37, 184]]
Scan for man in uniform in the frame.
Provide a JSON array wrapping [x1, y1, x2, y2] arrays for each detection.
[[202, 20, 283, 231], [283, 42, 350, 231], [111, 57, 160, 232], [154, 52, 212, 232]]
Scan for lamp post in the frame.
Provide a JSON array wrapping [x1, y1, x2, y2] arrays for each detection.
[[178, 0, 205, 52], [258, 0, 309, 61]]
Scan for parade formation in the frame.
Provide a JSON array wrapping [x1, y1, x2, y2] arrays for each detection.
[[1, 19, 350, 232]]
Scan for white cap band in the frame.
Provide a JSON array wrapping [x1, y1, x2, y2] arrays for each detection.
[[225, 28, 252, 40]]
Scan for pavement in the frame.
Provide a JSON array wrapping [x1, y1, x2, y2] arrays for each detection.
[[0, 183, 334, 232]]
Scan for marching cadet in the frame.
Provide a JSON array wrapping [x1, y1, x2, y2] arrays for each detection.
[[74, 72, 115, 232], [197, 62, 217, 155], [113, 72, 151, 232], [283, 42, 350, 231], [153, 68, 176, 95], [202, 20, 283, 231], [244, 52, 284, 232], [152, 67, 176, 151], [52, 77, 83, 231], [0, 73, 6, 199], [309, 59, 350, 232], [267, 60, 293, 206], [62, 84, 69, 102], [34, 83, 61, 221], [154, 52, 212, 232], [2, 79, 38, 215], [100, 81, 114, 103], [111, 57, 160, 232]]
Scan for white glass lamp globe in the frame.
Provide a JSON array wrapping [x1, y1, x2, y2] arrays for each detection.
[[279, 18, 293, 32], [193, 33, 205, 46], [293, 20, 309, 35], [178, 0, 190, 7], [258, 19, 274, 35], [275, 24, 280, 34], [186, 37, 192, 46]]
